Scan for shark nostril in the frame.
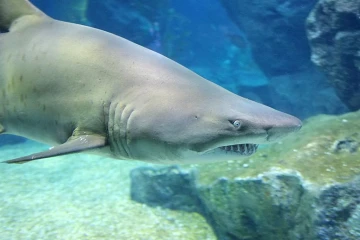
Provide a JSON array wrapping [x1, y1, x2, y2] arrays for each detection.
[[292, 118, 302, 131], [265, 119, 302, 142], [264, 126, 273, 132]]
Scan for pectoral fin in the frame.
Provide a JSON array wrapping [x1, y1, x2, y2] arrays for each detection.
[[3, 135, 106, 164]]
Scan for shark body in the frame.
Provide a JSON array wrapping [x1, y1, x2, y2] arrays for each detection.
[[0, 0, 301, 164]]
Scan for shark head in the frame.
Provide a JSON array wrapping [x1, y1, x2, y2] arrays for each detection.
[[114, 71, 302, 164]]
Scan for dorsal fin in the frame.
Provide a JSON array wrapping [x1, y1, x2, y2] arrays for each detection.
[[0, 0, 46, 32]]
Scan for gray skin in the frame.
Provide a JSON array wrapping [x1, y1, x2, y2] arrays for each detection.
[[0, 1, 302, 164]]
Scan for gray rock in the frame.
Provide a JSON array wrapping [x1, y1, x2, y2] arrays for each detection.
[[306, 0, 360, 110], [315, 177, 360, 240], [197, 171, 315, 240], [130, 166, 202, 212], [219, 0, 317, 77], [130, 167, 360, 240]]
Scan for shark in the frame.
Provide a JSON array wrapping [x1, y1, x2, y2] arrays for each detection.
[[0, 0, 302, 164]]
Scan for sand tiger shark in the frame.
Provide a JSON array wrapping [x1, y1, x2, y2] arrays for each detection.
[[0, 0, 301, 164]]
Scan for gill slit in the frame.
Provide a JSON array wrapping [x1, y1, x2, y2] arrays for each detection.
[[112, 102, 125, 157], [118, 104, 133, 158], [109, 101, 121, 157], [106, 101, 129, 159]]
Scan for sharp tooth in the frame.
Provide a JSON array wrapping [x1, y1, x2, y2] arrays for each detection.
[[240, 144, 245, 153], [250, 144, 254, 154], [253, 144, 258, 153], [236, 144, 240, 152], [249, 144, 253, 154], [251, 144, 256, 154]]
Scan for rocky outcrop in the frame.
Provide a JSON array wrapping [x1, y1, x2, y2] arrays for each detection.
[[197, 171, 314, 240], [130, 166, 201, 212], [306, 0, 360, 111], [131, 167, 315, 240], [219, 0, 317, 77], [316, 178, 360, 239], [131, 167, 360, 240], [130, 110, 360, 240]]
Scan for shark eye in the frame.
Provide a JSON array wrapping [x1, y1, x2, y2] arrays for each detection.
[[231, 120, 242, 129]]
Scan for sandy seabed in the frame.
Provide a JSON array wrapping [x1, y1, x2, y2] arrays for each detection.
[[0, 140, 215, 240]]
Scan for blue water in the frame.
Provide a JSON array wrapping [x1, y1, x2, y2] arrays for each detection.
[[0, 0, 357, 239]]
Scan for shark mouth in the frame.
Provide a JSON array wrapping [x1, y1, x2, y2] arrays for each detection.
[[219, 144, 259, 156]]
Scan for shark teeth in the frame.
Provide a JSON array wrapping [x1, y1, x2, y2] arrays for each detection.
[[219, 144, 258, 156]]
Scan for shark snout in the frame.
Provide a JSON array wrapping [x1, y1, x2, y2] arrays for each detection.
[[265, 115, 302, 142]]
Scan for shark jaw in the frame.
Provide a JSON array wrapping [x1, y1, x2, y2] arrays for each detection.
[[218, 143, 259, 156], [174, 144, 260, 164]]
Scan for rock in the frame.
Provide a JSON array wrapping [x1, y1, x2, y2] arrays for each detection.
[[130, 166, 202, 212], [198, 171, 314, 240], [268, 66, 348, 119], [130, 110, 360, 240], [219, 0, 317, 77], [316, 178, 360, 240], [331, 137, 359, 154], [306, 0, 360, 110]]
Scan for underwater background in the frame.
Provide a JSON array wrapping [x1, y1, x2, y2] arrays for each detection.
[[0, 0, 359, 239]]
